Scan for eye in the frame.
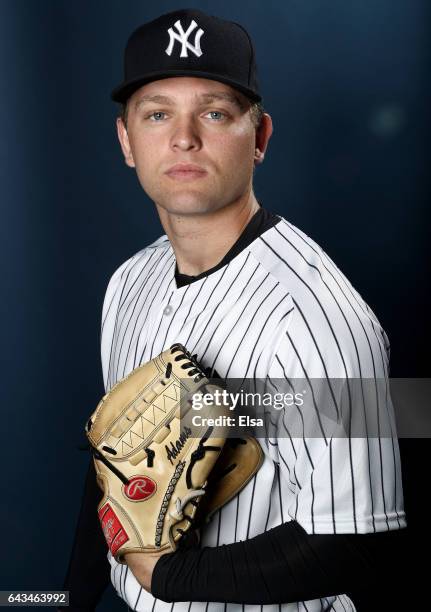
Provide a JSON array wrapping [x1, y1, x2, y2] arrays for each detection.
[[205, 111, 226, 121], [148, 111, 166, 121]]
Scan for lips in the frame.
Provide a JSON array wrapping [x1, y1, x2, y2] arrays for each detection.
[[165, 163, 207, 181]]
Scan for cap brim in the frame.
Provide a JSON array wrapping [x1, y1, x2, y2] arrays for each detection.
[[111, 69, 261, 103]]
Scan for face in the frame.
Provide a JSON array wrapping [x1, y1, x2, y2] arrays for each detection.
[[116, 77, 271, 217]]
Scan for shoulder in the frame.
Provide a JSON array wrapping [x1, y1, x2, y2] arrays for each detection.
[[250, 217, 348, 294], [103, 234, 173, 299], [254, 218, 390, 376], [250, 216, 379, 319]]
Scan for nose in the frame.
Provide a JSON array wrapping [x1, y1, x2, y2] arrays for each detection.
[[170, 114, 202, 152]]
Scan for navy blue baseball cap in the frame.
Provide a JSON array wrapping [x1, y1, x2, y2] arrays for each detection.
[[111, 8, 261, 103]]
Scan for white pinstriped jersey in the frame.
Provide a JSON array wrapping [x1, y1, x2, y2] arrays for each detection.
[[100, 217, 406, 612]]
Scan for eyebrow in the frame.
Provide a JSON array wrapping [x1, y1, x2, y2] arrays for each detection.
[[199, 92, 246, 110], [134, 91, 246, 111]]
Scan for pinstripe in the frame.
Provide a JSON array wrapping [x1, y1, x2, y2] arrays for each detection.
[[259, 235, 353, 379], [197, 264, 262, 365], [115, 250, 173, 376], [184, 264, 232, 348], [105, 252, 155, 389], [260, 232, 361, 530], [277, 445, 299, 493], [224, 280, 279, 379], [339, 594, 354, 611], [278, 218, 394, 531], [333, 596, 347, 612], [117, 249, 161, 312], [281, 224, 390, 527], [286, 309, 356, 531], [123, 566, 129, 603], [252, 308, 293, 380], [274, 357, 315, 472], [192, 254, 255, 358], [328, 441, 335, 534], [216, 506, 222, 545], [309, 272, 381, 530], [204, 271, 271, 373], [372, 319, 402, 525], [234, 495, 240, 543], [114, 251, 163, 370], [132, 261, 174, 366], [264, 473, 273, 531], [148, 289, 174, 358], [136, 264, 175, 364], [178, 276, 210, 332], [245, 474, 258, 539], [102, 252, 143, 331], [118, 563, 124, 600], [286, 327, 331, 443], [265, 376, 301, 490], [282, 219, 375, 335], [285, 328, 355, 532], [160, 284, 192, 350], [125, 251, 174, 370], [241, 297, 292, 382], [276, 464, 284, 523], [133, 585, 143, 611], [107, 249, 165, 386]]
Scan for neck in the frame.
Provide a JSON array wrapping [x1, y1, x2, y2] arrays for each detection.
[[155, 191, 260, 276]]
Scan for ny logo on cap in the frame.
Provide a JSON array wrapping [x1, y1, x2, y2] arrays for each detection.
[[165, 19, 204, 58]]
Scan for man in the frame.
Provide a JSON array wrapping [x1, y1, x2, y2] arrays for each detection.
[[64, 9, 407, 611]]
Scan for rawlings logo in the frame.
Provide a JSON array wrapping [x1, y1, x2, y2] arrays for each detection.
[[102, 517, 115, 543], [123, 475, 157, 501], [165, 426, 192, 464]]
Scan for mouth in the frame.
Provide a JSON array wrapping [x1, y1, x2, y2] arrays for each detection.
[[165, 164, 208, 181]]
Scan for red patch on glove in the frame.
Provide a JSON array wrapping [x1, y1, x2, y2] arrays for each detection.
[[99, 503, 129, 555]]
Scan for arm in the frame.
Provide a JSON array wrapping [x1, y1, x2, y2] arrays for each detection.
[[125, 519, 407, 604], [61, 257, 137, 610], [61, 459, 111, 611]]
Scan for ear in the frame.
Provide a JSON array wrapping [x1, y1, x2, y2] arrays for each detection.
[[254, 113, 273, 165], [116, 117, 136, 168]]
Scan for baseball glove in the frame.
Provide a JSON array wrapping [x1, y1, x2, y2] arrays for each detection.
[[86, 343, 263, 562]]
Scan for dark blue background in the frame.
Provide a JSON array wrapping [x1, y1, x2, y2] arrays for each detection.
[[1, 1, 429, 608]]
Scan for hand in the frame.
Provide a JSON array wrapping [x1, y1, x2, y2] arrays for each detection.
[[124, 530, 200, 591], [124, 550, 170, 592]]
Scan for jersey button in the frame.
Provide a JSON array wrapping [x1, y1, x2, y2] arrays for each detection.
[[163, 305, 173, 316]]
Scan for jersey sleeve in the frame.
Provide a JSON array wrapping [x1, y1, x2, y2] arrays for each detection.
[[100, 255, 137, 392], [266, 303, 406, 535]]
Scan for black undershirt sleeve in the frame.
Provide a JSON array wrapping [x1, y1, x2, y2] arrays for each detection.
[[61, 459, 110, 611], [151, 519, 408, 605]]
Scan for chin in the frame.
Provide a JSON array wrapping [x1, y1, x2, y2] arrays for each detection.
[[157, 192, 224, 216]]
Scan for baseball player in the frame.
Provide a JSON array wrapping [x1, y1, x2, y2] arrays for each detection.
[[64, 9, 407, 611]]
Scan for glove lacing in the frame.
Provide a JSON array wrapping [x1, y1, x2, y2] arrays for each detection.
[[170, 343, 206, 383], [169, 489, 206, 522]]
